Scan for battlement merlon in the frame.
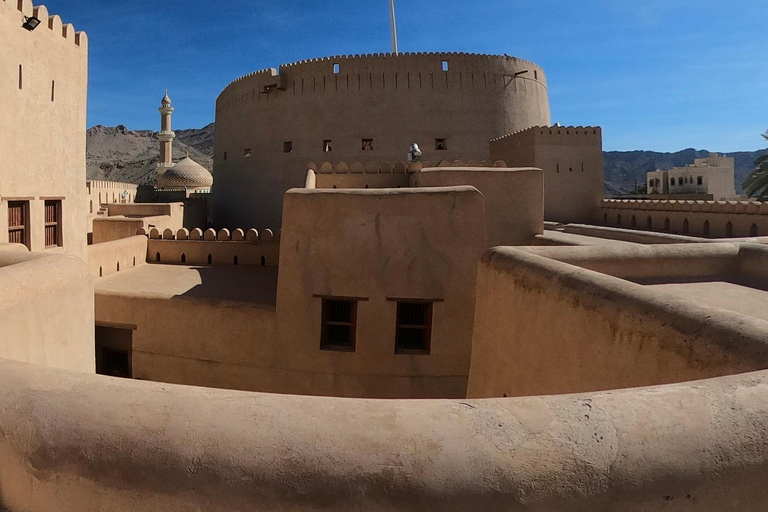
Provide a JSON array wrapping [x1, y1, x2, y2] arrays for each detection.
[[2, 0, 88, 49]]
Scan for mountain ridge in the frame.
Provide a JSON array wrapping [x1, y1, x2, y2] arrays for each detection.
[[85, 124, 767, 195]]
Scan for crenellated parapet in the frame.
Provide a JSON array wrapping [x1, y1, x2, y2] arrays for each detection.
[[602, 199, 768, 215], [308, 160, 506, 175], [2, 0, 87, 48], [491, 125, 602, 143], [139, 227, 281, 243]]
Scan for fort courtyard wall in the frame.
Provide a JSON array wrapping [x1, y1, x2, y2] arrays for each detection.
[[467, 244, 768, 398], [600, 199, 768, 238], [0, 0, 88, 258], [213, 53, 551, 228]]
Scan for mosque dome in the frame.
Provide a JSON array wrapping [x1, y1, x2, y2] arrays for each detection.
[[157, 156, 213, 190], [161, 90, 172, 107]]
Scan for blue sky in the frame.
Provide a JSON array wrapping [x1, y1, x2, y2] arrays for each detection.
[[41, 0, 768, 152]]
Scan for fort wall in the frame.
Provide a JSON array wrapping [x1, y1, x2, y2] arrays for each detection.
[[599, 199, 768, 238], [146, 228, 280, 267], [0, 247, 93, 372], [213, 52, 551, 228], [467, 245, 768, 398], [3, 358, 768, 510], [0, 0, 88, 258], [490, 126, 604, 223], [87, 235, 147, 279]]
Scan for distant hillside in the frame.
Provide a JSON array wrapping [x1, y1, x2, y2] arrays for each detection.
[[85, 124, 767, 196], [604, 148, 768, 195], [86, 124, 214, 185]]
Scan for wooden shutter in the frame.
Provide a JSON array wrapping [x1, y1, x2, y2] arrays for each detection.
[[8, 201, 27, 247], [44, 200, 61, 247]]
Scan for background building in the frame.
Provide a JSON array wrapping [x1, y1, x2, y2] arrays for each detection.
[[647, 154, 736, 200]]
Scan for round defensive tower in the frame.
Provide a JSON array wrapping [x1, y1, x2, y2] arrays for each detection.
[[213, 52, 551, 227]]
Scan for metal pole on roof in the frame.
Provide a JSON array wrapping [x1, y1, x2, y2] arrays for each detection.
[[390, 0, 399, 55]]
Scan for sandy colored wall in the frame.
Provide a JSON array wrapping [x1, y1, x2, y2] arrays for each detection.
[[414, 167, 543, 246], [274, 187, 487, 398], [92, 204, 184, 244], [0, 0, 88, 259], [147, 239, 280, 267], [87, 235, 147, 279], [564, 223, 712, 244], [0, 248, 93, 372], [491, 126, 603, 224], [3, 358, 768, 511], [600, 199, 768, 238], [467, 246, 768, 399], [213, 53, 551, 228], [85, 180, 137, 212]]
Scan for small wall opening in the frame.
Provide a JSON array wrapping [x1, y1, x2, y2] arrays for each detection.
[[18, 64, 22, 89], [441, 60, 449, 72], [244, 148, 252, 158], [283, 141, 293, 153], [631, 215, 636, 227], [435, 138, 447, 151], [234, 256, 238, 265], [726, 221, 734, 237], [116, 262, 120, 272], [323, 140, 332, 152], [683, 218, 690, 233], [647, 216, 653, 230], [99, 266, 103, 277], [333, 63, 340, 74], [208, 254, 213, 265], [751, 223, 759, 237], [616, 214, 622, 226], [603, 213, 608, 224], [181, 253, 186, 263], [703, 220, 710, 236], [261, 256, 266, 266], [51, 80, 55, 102], [664, 218, 670, 232], [133, 257, 136, 266], [95, 326, 132, 378]]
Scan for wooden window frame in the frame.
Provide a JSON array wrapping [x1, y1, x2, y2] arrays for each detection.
[[7, 200, 30, 249], [320, 298, 358, 352], [394, 300, 434, 355], [44, 199, 63, 248]]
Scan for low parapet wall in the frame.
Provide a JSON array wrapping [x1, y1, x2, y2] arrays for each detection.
[[87, 235, 148, 279], [467, 245, 768, 399], [2, 358, 768, 510], [600, 199, 768, 238], [0, 249, 93, 372], [564, 223, 711, 244]]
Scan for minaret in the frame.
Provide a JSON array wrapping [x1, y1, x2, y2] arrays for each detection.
[[156, 90, 175, 179]]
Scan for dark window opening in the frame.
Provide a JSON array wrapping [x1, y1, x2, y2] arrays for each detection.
[[51, 80, 55, 102], [224, 151, 227, 160], [181, 253, 186, 263], [320, 299, 357, 352], [664, 217, 670, 232], [261, 256, 266, 266], [697, 176, 703, 185], [323, 139, 332, 152], [441, 60, 449, 72], [116, 262, 120, 272], [703, 220, 710, 236], [133, 257, 136, 266], [207, 254, 212, 264], [435, 138, 447, 151], [283, 141, 293, 153], [616, 214, 622, 226], [751, 223, 759, 237], [44, 200, 62, 248], [683, 219, 690, 234], [18, 65, 22, 89], [8, 201, 30, 249], [670, 178, 676, 186], [647, 216, 653, 230], [395, 301, 432, 355], [726, 222, 733, 237], [234, 255, 238, 265], [99, 266, 102, 277], [244, 148, 252, 158], [603, 213, 608, 224], [155, 252, 160, 262], [631, 215, 636, 227], [333, 63, 340, 74], [95, 326, 132, 378], [362, 139, 373, 151]]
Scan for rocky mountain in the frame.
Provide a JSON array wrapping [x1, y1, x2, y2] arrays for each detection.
[[85, 124, 766, 196], [86, 124, 214, 186]]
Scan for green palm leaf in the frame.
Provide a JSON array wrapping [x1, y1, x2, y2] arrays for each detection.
[[743, 130, 768, 200]]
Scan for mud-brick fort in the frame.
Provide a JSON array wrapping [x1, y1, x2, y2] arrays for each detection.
[[4, 1, 768, 511]]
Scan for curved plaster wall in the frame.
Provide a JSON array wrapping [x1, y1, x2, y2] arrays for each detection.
[[214, 52, 551, 227], [1, 359, 768, 511]]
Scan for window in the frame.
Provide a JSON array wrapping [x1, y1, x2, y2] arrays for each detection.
[[320, 299, 357, 351], [223, 151, 227, 160], [670, 178, 676, 186], [51, 80, 55, 102], [244, 148, 252, 158], [8, 201, 29, 249], [435, 138, 447, 151], [333, 63, 340, 74], [395, 301, 432, 354], [362, 139, 374, 151], [534, 70, 538, 79], [323, 139, 332, 152], [18, 64, 22, 89], [441, 60, 449, 72], [44, 200, 62, 248], [697, 176, 703, 185], [283, 141, 293, 153]]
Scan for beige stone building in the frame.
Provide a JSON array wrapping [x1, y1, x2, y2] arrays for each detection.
[[648, 153, 736, 200], [0, 0, 87, 258], [6, 1, 768, 510]]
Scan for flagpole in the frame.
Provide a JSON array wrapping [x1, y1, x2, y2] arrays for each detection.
[[390, 0, 399, 55]]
